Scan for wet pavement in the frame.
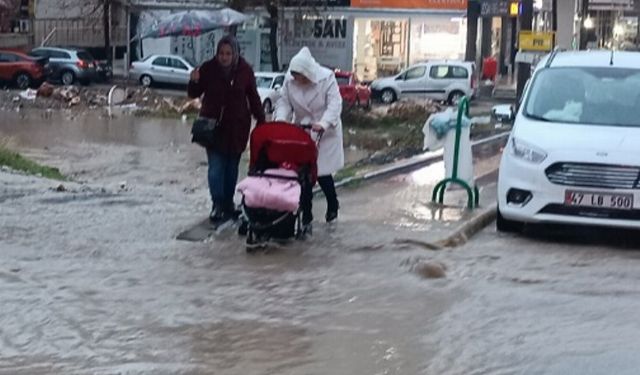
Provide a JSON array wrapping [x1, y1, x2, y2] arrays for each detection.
[[2, 110, 640, 374]]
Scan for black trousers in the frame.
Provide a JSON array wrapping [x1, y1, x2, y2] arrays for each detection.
[[301, 175, 339, 224]]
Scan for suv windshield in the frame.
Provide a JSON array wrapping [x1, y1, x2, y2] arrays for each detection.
[[524, 67, 640, 127], [255, 76, 273, 89]]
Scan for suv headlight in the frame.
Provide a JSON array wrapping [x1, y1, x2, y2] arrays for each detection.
[[510, 137, 547, 164]]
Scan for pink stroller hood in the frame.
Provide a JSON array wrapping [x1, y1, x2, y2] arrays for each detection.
[[237, 168, 301, 212]]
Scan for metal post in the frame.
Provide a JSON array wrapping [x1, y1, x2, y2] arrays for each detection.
[[516, 0, 534, 102], [126, 8, 132, 79], [579, 0, 589, 49], [406, 17, 411, 68], [431, 97, 477, 209]]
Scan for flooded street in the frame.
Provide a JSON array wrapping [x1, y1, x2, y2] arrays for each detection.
[[2, 111, 640, 374]]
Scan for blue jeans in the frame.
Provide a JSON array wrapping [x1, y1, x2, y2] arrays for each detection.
[[206, 149, 241, 212]]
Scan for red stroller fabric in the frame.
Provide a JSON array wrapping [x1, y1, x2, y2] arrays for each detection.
[[249, 122, 318, 184]]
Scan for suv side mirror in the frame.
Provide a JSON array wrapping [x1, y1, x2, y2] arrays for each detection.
[[273, 84, 282, 91], [492, 104, 515, 123]]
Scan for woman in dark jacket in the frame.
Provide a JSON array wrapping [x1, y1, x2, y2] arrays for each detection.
[[188, 35, 265, 222]]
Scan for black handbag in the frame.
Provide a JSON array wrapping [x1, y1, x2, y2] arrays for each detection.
[[191, 116, 221, 148], [191, 75, 237, 148]]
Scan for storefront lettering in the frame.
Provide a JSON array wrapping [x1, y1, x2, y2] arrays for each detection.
[[293, 19, 348, 39]]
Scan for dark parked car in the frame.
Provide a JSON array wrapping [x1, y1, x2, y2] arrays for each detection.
[[94, 60, 113, 83], [29, 47, 97, 85], [0, 50, 48, 89]]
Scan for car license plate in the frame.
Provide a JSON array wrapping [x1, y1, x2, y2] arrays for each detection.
[[565, 190, 634, 210]]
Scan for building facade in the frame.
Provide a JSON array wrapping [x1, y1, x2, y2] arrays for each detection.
[[33, 0, 128, 50]]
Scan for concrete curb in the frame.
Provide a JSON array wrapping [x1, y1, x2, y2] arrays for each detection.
[[436, 203, 498, 248]]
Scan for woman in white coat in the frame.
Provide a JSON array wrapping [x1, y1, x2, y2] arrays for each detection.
[[274, 47, 344, 227]]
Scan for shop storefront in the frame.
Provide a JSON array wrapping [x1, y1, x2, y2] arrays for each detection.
[[279, 0, 468, 80]]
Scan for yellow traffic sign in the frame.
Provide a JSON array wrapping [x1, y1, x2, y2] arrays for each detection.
[[519, 31, 555, 52]]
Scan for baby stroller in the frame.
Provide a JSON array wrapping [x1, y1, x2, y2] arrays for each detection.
[[237, 122, 319, 251]]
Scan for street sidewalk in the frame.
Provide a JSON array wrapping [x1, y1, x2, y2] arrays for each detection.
[[179, 132, 507, 245], [331, 151, 501, 250]]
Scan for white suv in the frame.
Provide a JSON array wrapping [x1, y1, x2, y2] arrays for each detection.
[[370, 60, 476, 104], [497, 50, 640, 232]]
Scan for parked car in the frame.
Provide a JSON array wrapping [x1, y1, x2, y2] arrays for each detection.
[[29, 47, 97, 85], [334, 70, 371, 109], [129, 54, 195, 87], [497, 50, 640, 232], [0, 50, 48, 89], [370, 60, 476, 105], [254, 72, 285, 114]]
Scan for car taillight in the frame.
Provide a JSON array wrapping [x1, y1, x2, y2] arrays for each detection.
[[77, 60, 89, 69]]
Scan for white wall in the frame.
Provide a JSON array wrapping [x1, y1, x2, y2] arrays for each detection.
[[556, 0, 577, 49]]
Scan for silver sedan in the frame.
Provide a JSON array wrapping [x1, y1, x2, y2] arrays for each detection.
[[129, 54, 195, 87]]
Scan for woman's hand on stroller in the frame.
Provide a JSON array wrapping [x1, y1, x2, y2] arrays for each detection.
[[300, 123, 324, 133], [310, 123, 324, 133]]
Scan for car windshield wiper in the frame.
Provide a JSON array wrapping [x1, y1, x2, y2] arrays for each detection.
[[524, 112, 552, 122]]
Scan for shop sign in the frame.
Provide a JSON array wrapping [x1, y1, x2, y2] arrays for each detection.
[[519, 31, 554, 52], [351, 0, 466, 10], [282, 0, 351, 7], [480, 0, 510, 16], [281, 17, 354, 71]]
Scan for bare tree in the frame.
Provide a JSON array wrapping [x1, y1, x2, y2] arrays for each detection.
[[0, 0, 21, 33], [228, 0, 280, 71], [228, 0, 329, 72]]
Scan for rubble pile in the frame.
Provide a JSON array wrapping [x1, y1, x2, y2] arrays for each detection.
[[384, 99, 443, 120], [1, 84, 201, 116]]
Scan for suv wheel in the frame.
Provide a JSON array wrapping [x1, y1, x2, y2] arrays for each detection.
[[14, 73, 31, 90], [380, 88, 396, 104], [140, 75, 153, 87], [364, 97, 372, 110], [61, 71, 75, 86], [448, 90, 465, 105], [263, 99, 272, 114]]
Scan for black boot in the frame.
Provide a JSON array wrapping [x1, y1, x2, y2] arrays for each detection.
[[223, 201, 240, 221], [209, 204, 225, 223], [319, 176, 339, 223], [325, 201, 339, 223]]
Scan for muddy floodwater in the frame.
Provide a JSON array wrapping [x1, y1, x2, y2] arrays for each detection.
[[2, 110, 640, 374]]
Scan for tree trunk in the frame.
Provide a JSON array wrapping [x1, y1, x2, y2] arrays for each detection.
[[267, 3, 279, 71]]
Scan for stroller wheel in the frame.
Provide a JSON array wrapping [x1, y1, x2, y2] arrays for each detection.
[[296, 223, 312, 240], [238, 220, 248, 236], [246, 230, 263, 253]]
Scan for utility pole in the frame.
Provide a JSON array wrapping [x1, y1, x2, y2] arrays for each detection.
[[103, 0, 111, 62], [552, 0, 557, 32], [516, 0, 533, 101]]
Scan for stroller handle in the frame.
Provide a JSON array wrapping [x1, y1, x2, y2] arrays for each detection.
[[298, 124, 322, 132], [297, 124, 323, 146]]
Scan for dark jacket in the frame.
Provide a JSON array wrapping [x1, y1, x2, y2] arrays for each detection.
[[187, 57, 265, 155]]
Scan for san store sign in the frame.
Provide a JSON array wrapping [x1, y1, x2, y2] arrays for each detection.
[[281, 17, 354, 71]]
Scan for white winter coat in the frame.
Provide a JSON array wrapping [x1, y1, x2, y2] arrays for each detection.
[[274, 69, 344, 176]]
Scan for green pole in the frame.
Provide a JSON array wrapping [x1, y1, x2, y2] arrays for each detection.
[[451, 97, 470, 180]]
